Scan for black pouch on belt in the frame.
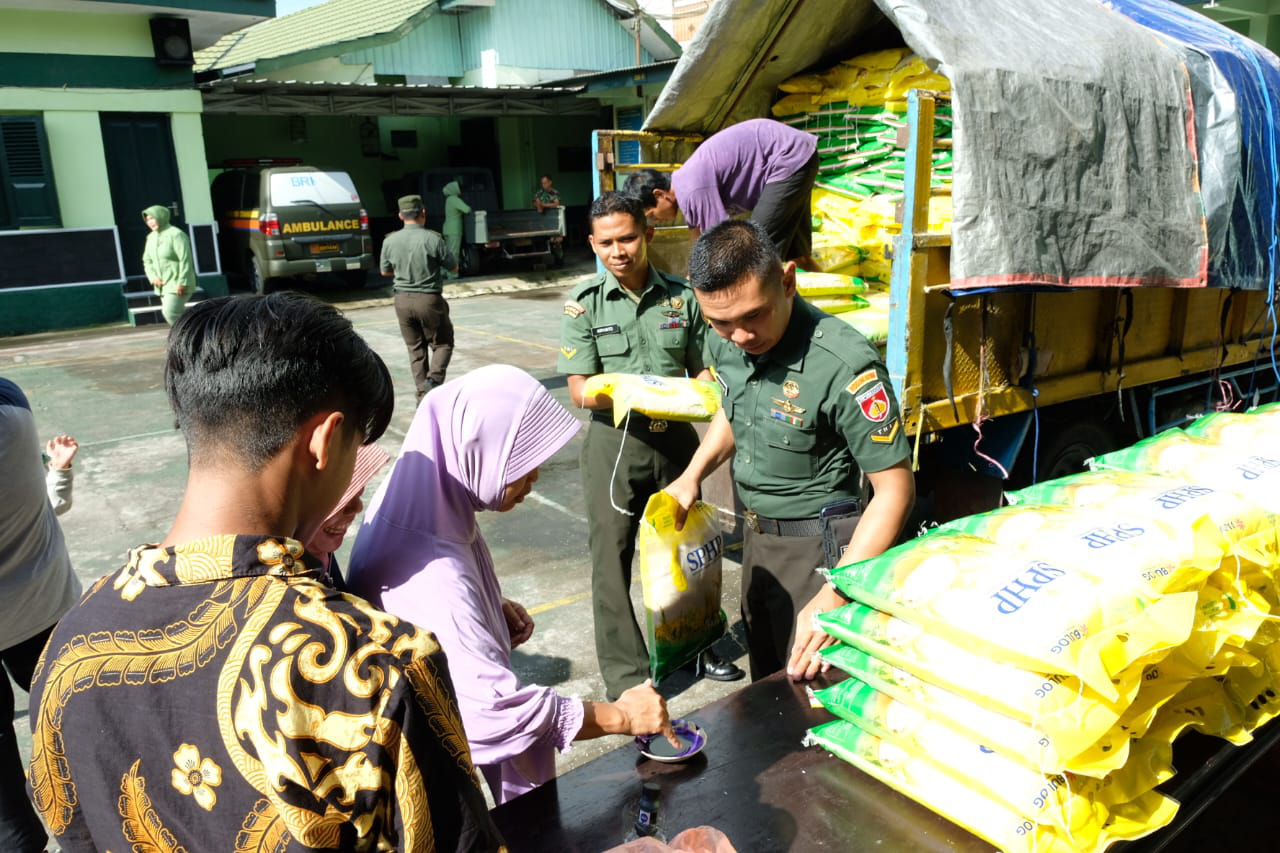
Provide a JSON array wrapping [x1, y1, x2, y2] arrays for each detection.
[[819, 498, 863, 569]]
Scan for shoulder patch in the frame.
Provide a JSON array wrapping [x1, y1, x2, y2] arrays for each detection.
[[855, 381, 892, 423], [870, 417, 901, 443], [563, 300, 586, 318], [845, 369, 879, 396]]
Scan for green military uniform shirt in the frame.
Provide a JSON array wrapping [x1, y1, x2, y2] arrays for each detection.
[[705, 295, 910, 519], [379, 222, 455, 294], [557, 265, 706, 379]]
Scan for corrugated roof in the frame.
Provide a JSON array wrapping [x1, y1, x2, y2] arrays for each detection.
[[195, 0, 432, 72]]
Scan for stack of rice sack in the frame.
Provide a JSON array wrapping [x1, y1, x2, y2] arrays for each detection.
[[774, 48, 952, 351], [803, 402, 1280, 852]]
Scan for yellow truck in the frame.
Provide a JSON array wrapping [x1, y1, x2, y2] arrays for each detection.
[[592, 0, 1280, 518]]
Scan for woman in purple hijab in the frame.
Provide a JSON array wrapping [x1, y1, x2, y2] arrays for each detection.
[[348, 364, 676, 804]]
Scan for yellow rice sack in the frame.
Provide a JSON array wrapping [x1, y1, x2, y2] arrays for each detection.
[[637, 491, 727, 682], [582, 373, 720, 427], [804, 720, 1177, 853], [816, 605, 1136, 772], [818, 642, 1131, 775], [795, 270, 869, 297], [825, 533, 1198, 700]]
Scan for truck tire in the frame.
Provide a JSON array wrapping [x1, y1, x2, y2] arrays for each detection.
[[1034, 420, 1120, 482], [464, 245, 483, 276], [250, 256, 270, 295], [341, 269, 369, 289]]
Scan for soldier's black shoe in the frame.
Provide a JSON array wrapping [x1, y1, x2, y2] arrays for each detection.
[[696, 649, 745, 682]]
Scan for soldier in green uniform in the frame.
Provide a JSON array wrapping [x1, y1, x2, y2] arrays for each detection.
[[559, 192, 743, 701], [666, 220, 915, 681], [533, 174, 565, 266], [380, 194, 457, 402]]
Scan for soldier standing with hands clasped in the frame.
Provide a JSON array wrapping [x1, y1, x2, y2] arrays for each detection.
[[664, 220, 915, 681], [559, 192, 743, 702]]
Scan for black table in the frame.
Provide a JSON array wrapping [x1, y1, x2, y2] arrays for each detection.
[[489, 672, 993, 852]]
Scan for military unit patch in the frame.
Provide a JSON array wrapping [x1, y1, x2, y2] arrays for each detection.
[[563, 300, 585, 318], [782, 379, 801, 399], [856, 382, 891, 423], [870, 417, 901, 443]]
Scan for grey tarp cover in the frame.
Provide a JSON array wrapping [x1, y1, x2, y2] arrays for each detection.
[[646, 0, 1208, 290]]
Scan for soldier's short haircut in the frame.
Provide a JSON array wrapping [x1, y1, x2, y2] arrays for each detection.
[[621, 169, 670, 209], [165, 292, 393, 470], [399, 208, 423, 220], [689, 219, 782, 294], [588, 191, 647, 233]]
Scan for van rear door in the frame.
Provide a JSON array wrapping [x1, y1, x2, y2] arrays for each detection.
[[268, 171, 365, 264]]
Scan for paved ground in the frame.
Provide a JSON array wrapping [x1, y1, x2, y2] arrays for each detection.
[[1, 254, 750, 804]]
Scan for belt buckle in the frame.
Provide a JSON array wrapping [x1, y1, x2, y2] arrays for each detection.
[[648, 419, 668, 433], [744, 510, 761, 533]]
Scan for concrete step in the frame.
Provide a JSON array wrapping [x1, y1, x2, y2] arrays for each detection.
[[126, 288, 207, 327]]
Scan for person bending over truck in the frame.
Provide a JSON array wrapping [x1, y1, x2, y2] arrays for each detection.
[[381, 193, 457, 402], [664, 220, 915, 681], [559, 192, 743, 701], [623, 118, 819, 266]]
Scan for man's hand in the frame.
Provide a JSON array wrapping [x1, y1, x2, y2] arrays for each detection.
[[613, 679, 679, 747], [786, 584, 844, 681], [501, 598, 535, 648], [45, 435, 79, 470], [663, 473, 701, 531]]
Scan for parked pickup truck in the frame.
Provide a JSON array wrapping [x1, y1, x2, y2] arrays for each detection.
[[412, 167, 565, 275]]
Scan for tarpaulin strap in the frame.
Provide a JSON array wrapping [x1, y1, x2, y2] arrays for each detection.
[[1217, 288, 1236, 370], [972, 296, 1009, 479], [1022, 294, 1042, 484], [942, 295, 959, 420], [1115, 289, 1134, 420]]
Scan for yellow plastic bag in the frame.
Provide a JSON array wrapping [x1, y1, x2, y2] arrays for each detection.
[[638, 492, 727, 682], [583, 373, 721, 427]]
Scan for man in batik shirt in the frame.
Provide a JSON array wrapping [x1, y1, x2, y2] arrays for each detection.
[[27, 293, 505, 852]]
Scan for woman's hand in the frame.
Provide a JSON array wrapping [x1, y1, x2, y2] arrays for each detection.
[[613, 679, 679, 747], [176, 284, 187, 296], [502, 598, 534, 648]]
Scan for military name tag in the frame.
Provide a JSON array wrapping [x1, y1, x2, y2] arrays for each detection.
[[591, 324, 622, 337]]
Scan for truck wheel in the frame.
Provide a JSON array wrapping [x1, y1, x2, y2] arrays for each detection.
[[341, 270, 369, 289], [464, 245, 482, 276], [1034, 420, 1119, 482], [250, 256, 270, 295]]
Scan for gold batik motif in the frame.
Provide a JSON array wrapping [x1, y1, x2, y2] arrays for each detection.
[[118, 759, 186, 853], [30, 577, 272, 834], [403, 654, 475, 777], [234, 799, 293, 853]]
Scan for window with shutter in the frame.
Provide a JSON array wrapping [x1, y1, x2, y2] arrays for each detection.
[[0, 115, 61, 229]]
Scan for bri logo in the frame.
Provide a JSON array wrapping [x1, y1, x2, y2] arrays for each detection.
[[1079, 523, 1145, 549], [683, 535, 724, 574], [992, 561, 1067, 615]]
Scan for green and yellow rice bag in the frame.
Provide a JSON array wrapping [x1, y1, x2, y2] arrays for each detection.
[[804, 720, 1177, 853], [816, 604, 1136, 771], [825, 533, 1198, 700], [818, 642, 1130, 775], [637, 492, 727, 682], [795, 270, 869, 297], [935, 503, 1224, 599], [812, 677, 1155, 841], [1183, 407, 1280, 444], [583, 373, 720, 427]]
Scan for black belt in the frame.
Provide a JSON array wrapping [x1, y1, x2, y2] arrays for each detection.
[[590, 411, 671, 433], [743, 511, 823, 537]]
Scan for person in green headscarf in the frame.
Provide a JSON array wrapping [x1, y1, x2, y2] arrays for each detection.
[[442, 180, 472, 280], [141, 205, 196, 325]]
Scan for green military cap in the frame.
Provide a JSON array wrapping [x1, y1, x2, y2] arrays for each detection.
[[398, 194, 424, 212]]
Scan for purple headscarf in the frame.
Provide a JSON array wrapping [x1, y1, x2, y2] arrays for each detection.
[[347, 364, 583, 804]]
